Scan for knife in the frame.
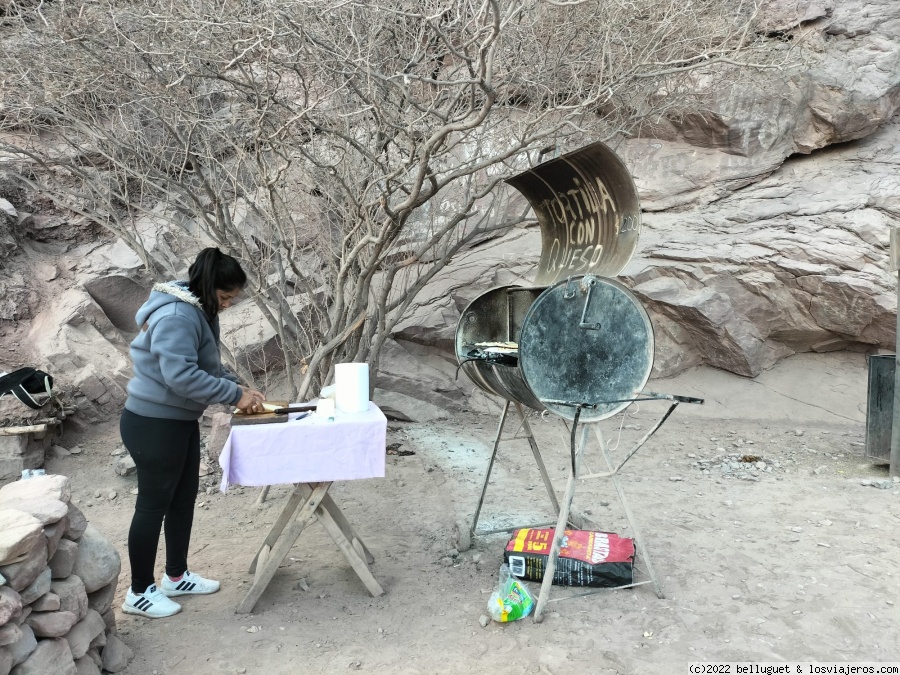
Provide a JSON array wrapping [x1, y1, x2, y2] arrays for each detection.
[[272, 405, 317, 414]]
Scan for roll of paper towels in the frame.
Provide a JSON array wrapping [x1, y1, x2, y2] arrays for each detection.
[[335, 363, 370, 413]]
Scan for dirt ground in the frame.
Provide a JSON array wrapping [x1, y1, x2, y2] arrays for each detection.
[[45, 351, 900, 674]]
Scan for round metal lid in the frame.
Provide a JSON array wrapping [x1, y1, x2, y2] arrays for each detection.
[[519, 275, 654, 422]]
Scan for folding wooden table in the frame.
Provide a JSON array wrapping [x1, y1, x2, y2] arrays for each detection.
[[218, 404, 387, 614]]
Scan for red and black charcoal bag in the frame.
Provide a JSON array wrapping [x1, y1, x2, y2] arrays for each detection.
[[504, 528, 634, 588]]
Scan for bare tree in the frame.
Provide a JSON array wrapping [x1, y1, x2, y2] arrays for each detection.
[[0, 0, 797, 398]]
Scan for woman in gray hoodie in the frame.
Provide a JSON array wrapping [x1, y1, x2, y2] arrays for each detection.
[[120, 248, 265, 618]]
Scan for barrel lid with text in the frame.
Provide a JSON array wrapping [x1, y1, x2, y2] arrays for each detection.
[[505, 141, 641, 286]]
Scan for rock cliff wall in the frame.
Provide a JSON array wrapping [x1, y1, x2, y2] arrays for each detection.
[[1, 0, 899, 421]]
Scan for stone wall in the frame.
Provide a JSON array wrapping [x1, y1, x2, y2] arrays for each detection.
[[0, 475, 132, 674]]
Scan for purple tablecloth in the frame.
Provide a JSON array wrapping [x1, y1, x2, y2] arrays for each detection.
[[219, 403, 387, 491]]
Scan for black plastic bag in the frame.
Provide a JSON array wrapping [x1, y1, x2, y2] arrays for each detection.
[[0, 367, 54, 410]]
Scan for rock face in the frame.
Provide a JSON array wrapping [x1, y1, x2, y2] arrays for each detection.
[[1, 0, 899, 418], [0, 475, 132, 673], [82, 275, 149, 336], [205, 412, 232, 462], [373, 0, 900, 404]]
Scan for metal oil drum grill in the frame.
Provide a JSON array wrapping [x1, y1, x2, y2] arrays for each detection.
[[455, 141, 702, 622]]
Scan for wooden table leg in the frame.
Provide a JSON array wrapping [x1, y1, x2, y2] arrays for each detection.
[[299, 485, 375, 565], [314, 502, 384, 597], [249, 484, 307, 574], [236, 482, 330, 614]]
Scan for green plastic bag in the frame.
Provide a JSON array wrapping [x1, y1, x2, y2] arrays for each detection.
[[488, 563, 534, 622]]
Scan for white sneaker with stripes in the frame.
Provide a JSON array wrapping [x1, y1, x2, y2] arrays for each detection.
[[122, 584, 182, 618], [159, 570, 220, 596]]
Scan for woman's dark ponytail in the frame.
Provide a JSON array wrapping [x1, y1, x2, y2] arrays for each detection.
[[187, 248, 247, 320]]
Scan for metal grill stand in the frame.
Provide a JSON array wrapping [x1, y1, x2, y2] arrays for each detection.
[[455, 141, 704, 622], [471, 400, 560, 536], [471, 395, 698, 622], [530, 397, 695, 621]]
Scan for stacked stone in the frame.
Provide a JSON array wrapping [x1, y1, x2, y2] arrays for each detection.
[[0, 421, 51, 483], [0, 475, 133, 674], [0, 385, 79, 483]]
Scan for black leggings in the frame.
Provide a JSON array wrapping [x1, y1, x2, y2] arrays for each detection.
[[120, 409, 200, 594]]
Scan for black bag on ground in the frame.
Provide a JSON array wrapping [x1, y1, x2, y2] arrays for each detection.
[[0, 367, 54, 410]]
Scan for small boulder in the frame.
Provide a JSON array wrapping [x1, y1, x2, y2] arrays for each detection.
[[0, 539, 47, 592], [0, 587, 22, 626], [5, 500, 68, 527], [49, 576, 88, 622], [100, 634, 133, 673], [18, 568, 50, 606], [10, 606, 30, 627], [42, 518, 67, 559], [62, 609, 104, 660], [0, 475, 71, 505], [88, 631, 105, 650], [6, 624, 36, 667], [0, 621, 22, 646], [71, 526, 120, 593], [85, 647, 102, 669], [114, 456, 135, 477], [63, 506, 87, 541], [0, 511, 42, 567], [47, 445, 70, 460], [29, 592, 60, 612], [86, 581, 116, 615], [24, 610, 78, 638], [49, 540, 78, 580], [73, 654, 101, 675], [9, 637, 76, 675], [99, 608, 116, 635]]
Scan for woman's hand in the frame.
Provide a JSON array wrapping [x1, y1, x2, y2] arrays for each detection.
[[236, 386, 266, 413]]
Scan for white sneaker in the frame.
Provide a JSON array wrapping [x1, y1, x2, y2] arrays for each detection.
[[159, 570, 220, 596], [122, 584, 181, 618]]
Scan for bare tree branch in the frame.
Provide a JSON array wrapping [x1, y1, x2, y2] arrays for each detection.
[[0, 0, 801, 398]]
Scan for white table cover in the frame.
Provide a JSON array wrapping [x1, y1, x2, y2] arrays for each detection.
[[219, 403, 386, 491]]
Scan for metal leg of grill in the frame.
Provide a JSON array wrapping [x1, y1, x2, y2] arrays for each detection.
[[594, 425, 664, 599], [470, 400, 511, 536], [533, 424, 589, 623], [472, 401, 565, 537], [532, 416, 667, 621], [515, 402, 561, 516], [473, 400, 601, 537]]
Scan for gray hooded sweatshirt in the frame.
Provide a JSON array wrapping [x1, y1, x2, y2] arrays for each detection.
[[125, 281, 242, 420]]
